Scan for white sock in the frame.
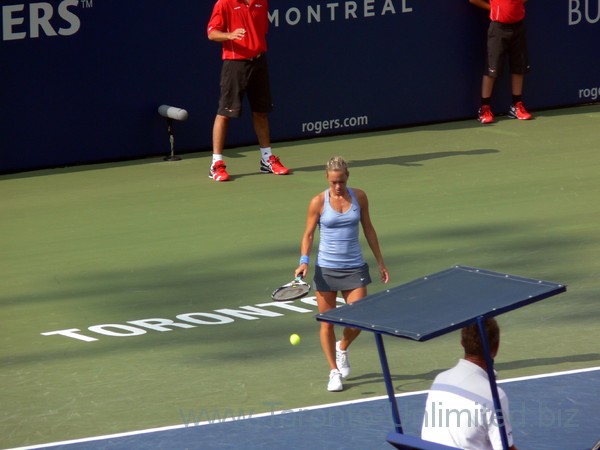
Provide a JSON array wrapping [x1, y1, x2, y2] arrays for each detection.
[[260, 147, 272, 162], [212, 154, 223, 165]]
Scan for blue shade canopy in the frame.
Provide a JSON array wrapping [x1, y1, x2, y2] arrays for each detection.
[[316, 265, 566, 341]]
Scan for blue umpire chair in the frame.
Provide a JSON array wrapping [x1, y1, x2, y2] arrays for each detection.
[[316, 265, 566, 450]]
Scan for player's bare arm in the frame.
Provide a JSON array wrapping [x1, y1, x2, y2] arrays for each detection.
[[295, 194, 323, 279], [355, 189, 389, 284], [469, 0, 491, 10], [208, 28, 246, 42]]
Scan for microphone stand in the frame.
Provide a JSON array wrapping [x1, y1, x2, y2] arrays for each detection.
[[163, 118, 182, 161]]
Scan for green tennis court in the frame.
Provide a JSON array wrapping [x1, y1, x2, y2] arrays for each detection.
[[1, 104, 599, 449]]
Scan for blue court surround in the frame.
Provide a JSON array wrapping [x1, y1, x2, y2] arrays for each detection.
[[317, 265, 567, 450], [35, 369, 600, 450]]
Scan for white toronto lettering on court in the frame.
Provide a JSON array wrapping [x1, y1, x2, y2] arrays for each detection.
[[40, 297, 345, 342]]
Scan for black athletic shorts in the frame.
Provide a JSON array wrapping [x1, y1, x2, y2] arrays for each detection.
[[485, 20, 530, 78], [217, 53, 273, 118]]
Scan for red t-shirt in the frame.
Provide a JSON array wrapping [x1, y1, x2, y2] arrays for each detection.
[[207, 0, 268, 60], [489, 0, 525, 23]]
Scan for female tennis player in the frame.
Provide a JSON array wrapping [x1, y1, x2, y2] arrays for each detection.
[[294, 156, 389, 392]]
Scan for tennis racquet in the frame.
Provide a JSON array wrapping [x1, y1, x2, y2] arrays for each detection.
[[271, 276, 311, 301]]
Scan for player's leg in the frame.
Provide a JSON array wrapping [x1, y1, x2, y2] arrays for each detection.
[[316, 290, 344, 391], [247, 55, 273, 147], [247, 55, 289, 175], [210, 61, 245, 181], [212, 114, 229, 156], [252, 112, 270, 149], [209, 115, 231, 181], [479, 22, 504, 124], [333, 284, 369, 379], [481, 74, 496, 99], [508, 74, 531, 120], [507, 21, 532, 120], [338, 286, 367, 351], [511, 73, 524, 97], [316, 290, 339, 371]]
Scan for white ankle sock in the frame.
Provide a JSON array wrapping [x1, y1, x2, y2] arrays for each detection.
[[260, 147, 272, 161]]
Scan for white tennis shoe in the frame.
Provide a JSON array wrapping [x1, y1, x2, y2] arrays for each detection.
[[336, 341, 351, 378], [327, 369, 343, 392]]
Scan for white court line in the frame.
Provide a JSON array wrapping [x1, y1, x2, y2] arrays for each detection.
[[8, 366, 600, 450], [498, 365, 600, 384]]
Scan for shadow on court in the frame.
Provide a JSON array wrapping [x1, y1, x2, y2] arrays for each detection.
[[228, 148, 500, 179]]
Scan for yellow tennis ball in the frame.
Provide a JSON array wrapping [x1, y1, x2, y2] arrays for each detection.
[[289, 333, 301, 346]]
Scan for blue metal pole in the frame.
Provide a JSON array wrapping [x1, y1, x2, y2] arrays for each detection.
[[477, 316, 509, 450], [374, 332, 403, 434]]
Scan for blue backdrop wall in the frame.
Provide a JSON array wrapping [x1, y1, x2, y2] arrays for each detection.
[[1, 0, 598, 173]]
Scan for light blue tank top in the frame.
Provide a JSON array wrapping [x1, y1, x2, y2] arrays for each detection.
[[317, 188, 365, 268]]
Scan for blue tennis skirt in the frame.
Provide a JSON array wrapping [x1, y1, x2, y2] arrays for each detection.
[[313, 263, 371, 292]]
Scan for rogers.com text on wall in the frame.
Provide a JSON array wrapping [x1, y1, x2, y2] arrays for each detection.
[[302, 115, 369, 135], [579, 86, 600, 101]]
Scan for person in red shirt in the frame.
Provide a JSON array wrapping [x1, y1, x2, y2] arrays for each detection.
[[207, 0, 289, 181], [470, 0, 532, 124]]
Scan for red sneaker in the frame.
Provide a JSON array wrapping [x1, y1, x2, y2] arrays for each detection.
[[478, 105, 494, 124], [508, 101, 532, 120], [260, 155, 290, 175], [209, 160, 230, 181]]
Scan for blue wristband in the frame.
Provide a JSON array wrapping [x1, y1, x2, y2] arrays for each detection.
[[299, 255, 309, 265]]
